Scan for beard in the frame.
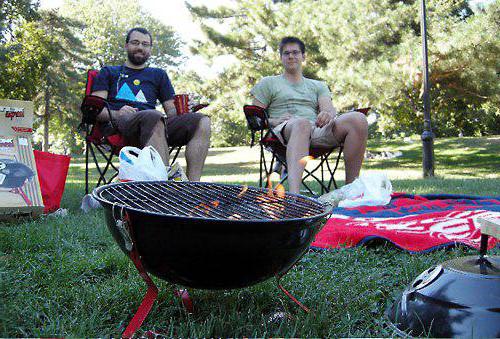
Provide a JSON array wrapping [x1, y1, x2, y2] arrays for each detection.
[[127, 50, 150, 66]]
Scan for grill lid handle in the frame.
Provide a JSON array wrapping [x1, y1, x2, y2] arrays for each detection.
[[478, 217, 499, 259]]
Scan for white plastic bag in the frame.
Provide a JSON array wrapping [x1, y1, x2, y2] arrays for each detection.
[[319, 172, 392, 208], [118, 146, 169, 182], [167, 161, 188, 181]]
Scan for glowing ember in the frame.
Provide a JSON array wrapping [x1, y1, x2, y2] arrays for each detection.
[[275, 184, 286, 198], [299, 155, 314, 166], [191, 201, 216, 216], [237, 185, 248, 198]]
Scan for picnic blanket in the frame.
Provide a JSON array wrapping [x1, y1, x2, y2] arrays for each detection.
[[311, 193, 500, 253]]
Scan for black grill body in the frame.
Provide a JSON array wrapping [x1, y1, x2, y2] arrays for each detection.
[[93, 181, 330, 289]]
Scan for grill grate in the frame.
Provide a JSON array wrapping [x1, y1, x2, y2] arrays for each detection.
[[95, 181, 327, 221]]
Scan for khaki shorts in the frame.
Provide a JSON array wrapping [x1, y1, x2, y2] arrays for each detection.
[[272, 118, 340, 148]]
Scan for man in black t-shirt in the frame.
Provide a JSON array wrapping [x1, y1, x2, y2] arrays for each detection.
[[92, 27, 211, 181]]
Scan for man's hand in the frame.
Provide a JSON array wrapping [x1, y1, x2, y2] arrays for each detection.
[[118, 105, 139, 115], [113, 105, 138, 120], [316, 111, 335, 127]]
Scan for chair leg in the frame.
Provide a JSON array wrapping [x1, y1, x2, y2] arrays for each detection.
[[321, 155, 325, 195], [301, 157, 329, 196], [169, 146, 182, 165], [325, 146, 343, 190], [259, 143, 264, 188], [88, 144, 117, 189], [85, 140, 90, 195]]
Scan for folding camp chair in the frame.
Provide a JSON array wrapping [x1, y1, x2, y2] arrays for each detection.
[[80, 70, 207, 194], [243, 105, 369, 195]]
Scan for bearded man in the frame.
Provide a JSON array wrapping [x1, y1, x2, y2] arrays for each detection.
[[91, 27, 211, 181]]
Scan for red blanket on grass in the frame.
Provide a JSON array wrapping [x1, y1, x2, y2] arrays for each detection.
[[311, 193, 499, 253]]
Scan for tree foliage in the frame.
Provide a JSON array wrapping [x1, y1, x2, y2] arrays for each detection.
[[0, 10, 88, 151], [0, 0, 39, 61]]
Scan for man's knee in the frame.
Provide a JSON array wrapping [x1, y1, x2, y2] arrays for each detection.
[[336, 111, 368, 134], [197, 115, 211, 136], [141, 109, 165, 128], [142, 109, 164, 119]]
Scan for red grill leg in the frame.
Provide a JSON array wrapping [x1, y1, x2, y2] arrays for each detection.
[[122, 249, 159, 338], [276, 274, 311, 313]]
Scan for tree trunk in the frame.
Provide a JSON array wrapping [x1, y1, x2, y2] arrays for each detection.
[[43, 88, 50, 152]]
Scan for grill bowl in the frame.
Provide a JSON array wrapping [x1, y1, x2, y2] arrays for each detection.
[[93, 181, 330, 289]]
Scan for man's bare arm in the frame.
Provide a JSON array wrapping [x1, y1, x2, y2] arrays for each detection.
[[251, 97, 291, 127], [252, 97, 267, 109], [316, 96, 338, 127], [162, 99, 177, 117], [92, 90, 110, 122]]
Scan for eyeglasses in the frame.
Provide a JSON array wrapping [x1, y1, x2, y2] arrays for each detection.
[[128, 40, 152, 48], [282, 50, 302, 57]]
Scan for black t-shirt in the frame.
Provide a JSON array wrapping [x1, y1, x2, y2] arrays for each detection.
[[92, 65, 175, 111]]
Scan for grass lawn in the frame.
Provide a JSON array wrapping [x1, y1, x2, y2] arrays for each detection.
[[1, 136, 499, 337]]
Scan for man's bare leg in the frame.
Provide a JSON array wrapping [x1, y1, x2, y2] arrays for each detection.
[[147, 120, 169, 165], [331, 112, 368, 184], [283, 118, 312, 194], [185, 116, 211, 181]]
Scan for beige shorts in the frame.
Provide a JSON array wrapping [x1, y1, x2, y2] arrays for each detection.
[[272, 118, 340, 148]]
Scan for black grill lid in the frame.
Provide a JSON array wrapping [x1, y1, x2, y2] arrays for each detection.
[[93, 181, 329, 221], [387, 255, 500, 337]]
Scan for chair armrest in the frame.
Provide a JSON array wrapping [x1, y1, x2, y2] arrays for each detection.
[[354, 107, 371, 115], [81, 95, 108, 125], [243, 105, 269, 131], [192, 103, 209, 112]]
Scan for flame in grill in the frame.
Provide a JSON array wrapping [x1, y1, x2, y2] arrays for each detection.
[[190, 200, 220, 216], [254, 175, 287, 219], [300, 155, 315, 166], [275, 184, 285, 198]]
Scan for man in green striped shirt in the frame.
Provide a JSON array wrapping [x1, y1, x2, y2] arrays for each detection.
[[251, 36, 368, 194]]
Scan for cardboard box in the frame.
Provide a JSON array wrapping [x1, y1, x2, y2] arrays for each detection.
[[0, 99, 43, 218]]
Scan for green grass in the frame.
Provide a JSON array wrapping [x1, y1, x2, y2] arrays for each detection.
[[1, 136, 499, 337]]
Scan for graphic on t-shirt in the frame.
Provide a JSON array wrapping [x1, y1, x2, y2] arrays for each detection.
[[135, 90, 147, 103], [133, 79, 141, 86], [116, 83, 147, 103], [116, 83, 136, 101]]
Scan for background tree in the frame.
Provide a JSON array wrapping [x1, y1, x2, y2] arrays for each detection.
[[0, 0, 39, 61], [187, 0, 499, 146], [0, 10, 87, 151]]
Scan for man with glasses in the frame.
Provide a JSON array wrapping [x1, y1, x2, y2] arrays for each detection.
[[91, 27, 211, 181], [251, 36, 368, 194]]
